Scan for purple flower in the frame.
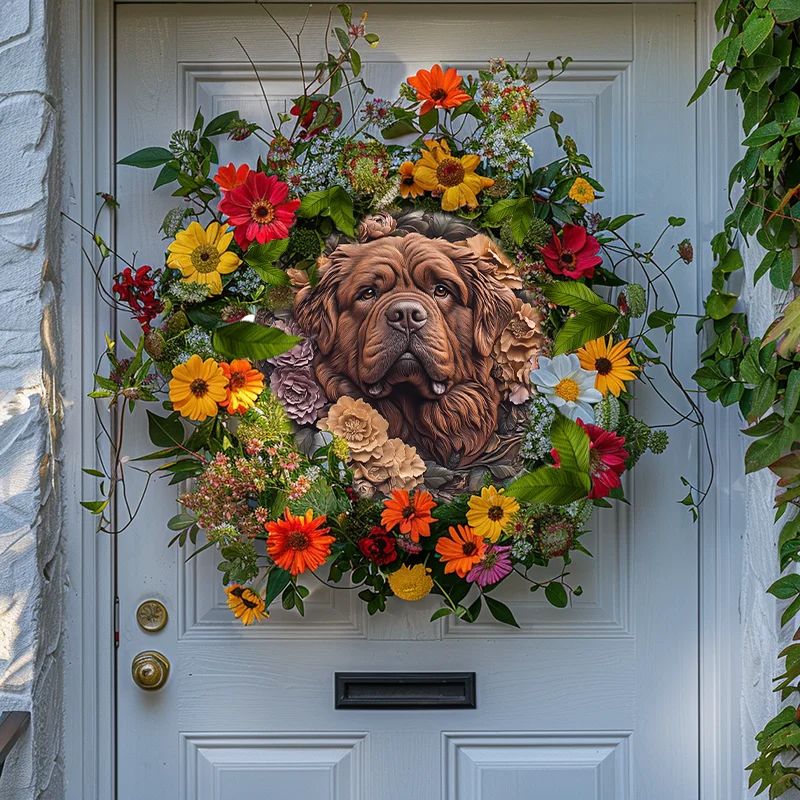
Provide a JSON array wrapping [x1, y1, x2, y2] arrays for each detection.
[[466, 545, 513, 587], [267, 319, 314, 368], [270, 365, 326, 425]]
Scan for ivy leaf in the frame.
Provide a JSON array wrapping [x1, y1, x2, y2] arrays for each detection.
[[763, 296, 800, 357], [506, 464, 591, 505], [118, 146, 174, 169], [742, 9, 776, 57], [544, 583, 569, 608], [554, 307, 620, 355], [770, 0, 800, 23], [212, 322, 301, 360], [146, 410, 185, 448], [483, 595, 520, 628]]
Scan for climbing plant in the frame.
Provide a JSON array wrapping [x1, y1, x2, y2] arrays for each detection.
[[691, 0, 800, 794]]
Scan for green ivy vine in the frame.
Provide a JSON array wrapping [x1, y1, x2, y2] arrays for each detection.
[[691, 0, 800, 794]]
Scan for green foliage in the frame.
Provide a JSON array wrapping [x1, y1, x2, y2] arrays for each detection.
[[692, 1, 800, 791], [211, 321, 301, 360]]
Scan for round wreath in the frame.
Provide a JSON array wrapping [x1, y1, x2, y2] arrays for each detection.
[[81, 7, 702, 627]]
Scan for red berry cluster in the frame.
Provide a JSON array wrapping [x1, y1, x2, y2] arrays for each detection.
[[112, 266, 163, 333]]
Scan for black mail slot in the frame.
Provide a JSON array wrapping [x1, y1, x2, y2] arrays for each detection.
[[334, 672, 476, 709]]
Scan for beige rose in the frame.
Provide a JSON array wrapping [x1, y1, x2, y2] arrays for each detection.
[[358, 212, 397, 242], [460, 233, 523, 290], [287, 268, 310, 290], [317, 397, 389, 460], [494, 301, 547, 405], [352, 438, 426, 493]]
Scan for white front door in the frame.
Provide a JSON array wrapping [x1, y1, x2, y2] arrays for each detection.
[[114, 4, 699, 798]]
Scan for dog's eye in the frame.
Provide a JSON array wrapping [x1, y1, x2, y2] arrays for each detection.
[[433, 284, 449, 298], [359, 288, 377, 301]]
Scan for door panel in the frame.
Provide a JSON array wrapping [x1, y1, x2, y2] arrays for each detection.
[[115, 5, 698, 798]]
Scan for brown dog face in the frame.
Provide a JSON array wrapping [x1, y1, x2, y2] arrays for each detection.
[[294, 232, 516, 465]]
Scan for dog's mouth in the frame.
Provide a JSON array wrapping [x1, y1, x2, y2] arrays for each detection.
[[365, 350, 449, 399]]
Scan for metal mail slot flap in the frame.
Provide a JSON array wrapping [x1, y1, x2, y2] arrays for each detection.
[[334, 672, 476, 709]]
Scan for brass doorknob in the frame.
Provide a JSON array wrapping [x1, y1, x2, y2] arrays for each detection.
[[131, 651, 170, 690]]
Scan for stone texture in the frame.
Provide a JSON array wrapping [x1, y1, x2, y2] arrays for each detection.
[[0, 0, 64, 797]]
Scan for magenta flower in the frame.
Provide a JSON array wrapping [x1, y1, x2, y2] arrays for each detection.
[[466, 545, 513, 587]]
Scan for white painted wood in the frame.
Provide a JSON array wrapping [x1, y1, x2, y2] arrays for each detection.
[[99, 3, 733, 799]]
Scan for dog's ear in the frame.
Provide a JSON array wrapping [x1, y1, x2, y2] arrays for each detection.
[[451, 245, 517, 357], [293, 245, 353, 355]]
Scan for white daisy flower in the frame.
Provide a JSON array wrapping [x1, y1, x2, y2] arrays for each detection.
[[530, 353, 602, 423]]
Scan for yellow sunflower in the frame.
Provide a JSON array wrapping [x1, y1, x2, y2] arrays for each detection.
[[569, 177, 595, 204], [413, 139, 494, 211], [166, 221, 241, 295], [169, 354, 228, 421], [398, 160, 425, 199], [576, 336, 639, 397], [387, 564, 433, 601], [225, 584, 267, 626], [466, 486, 520, 542]]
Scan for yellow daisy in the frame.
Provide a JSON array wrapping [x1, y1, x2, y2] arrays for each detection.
[[412, 139, 494, 211], [169, 354, 228, 421], [166, 220, 241, 295], [568, 177, 595, 204], [387, 564, 433, 601], [225, 584, 267, 626], [466, 486, 520, 542], [576, 336, 639, 397]]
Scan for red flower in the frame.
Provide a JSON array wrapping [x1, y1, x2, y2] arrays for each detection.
[[539, 224, 602, 280], [290, 98, 342, 140], [577, 420, 629, 499], [358, 526, 398, 566], [217, 172, 300, 250], [213, 163, 250, 194], [112, 265, 163, 333]]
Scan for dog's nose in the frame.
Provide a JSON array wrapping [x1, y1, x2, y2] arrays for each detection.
[[386, 300, 428, 333]]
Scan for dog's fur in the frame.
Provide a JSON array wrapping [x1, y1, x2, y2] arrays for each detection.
[[294, 216, 516, 467]]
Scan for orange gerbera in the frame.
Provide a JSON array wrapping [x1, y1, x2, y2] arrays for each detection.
[[435, 525, 487, 578], [381, 489, 436, 542], [265, 508, 334, 576], [213, 162, 250, 193], [219, 359, 264, 414], [407, 65, 471, 115], [398, 161, 425, 199]]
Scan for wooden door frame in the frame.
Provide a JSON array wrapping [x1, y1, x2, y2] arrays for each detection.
[[61, 2, 744, 798]]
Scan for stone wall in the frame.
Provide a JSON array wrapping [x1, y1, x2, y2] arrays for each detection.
[[0, 0, 64, 797]]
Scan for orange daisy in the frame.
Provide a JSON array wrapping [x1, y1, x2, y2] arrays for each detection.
[[398, 161, 425, 199], [265, 508, 334, 576], [435, 525, 487, 578], [381, 489, 436, 542], [219, 359, 264, 414], [407, 65, 471, 116], [213, 162, 250, 193]]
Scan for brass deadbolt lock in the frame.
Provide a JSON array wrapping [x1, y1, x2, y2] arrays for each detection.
[[136, 599, 168, 632], [131, 651, 170, 691]]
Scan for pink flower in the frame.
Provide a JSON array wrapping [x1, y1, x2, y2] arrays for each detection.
[[218, 172, 300, 250], [576, 420, 629, 499], [466, 545, 513, 587], [539, 223, 602, 280]]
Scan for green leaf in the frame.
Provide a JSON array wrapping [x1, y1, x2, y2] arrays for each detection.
[[706, 290, 738, 320], [250, 264, 290, 285], [334, 26, 350, 51], [337, 3, 352, 25], [768, 573, 800, 599], [203, 110, 240, 137], [327, 185, 356, 237], [510, 198, 535, 246], [605, 214, 638, 231], [82, 468, 106, 478], [719, 248, 744, 273], [770, 248, 794, 290], [245, 239, 289, 268], [80, 499, 108, 515], [541, 281, 606, 312], [212, 322, 301, 361], [264, 568, 292, 607], [742, 120, 783, 147], [770, 0, 800, 22], [544, 583, 569, 608], [297, 189, 330, 218], [146, 410, 185, 448], [553, 307, 620, 355], [763, 296, 800, 357], [742, 10, 775, 57], [648, 310, 677, 329], [153, 163, 179, 189], [549, 415, 590, 473], [483, 199, 520, 226], [774, 91, 800, 122], [430, 607, 453, 622], [506, 465, 591, 505], [419, 107, 438, 133], [118, 147, 174, 169], [381, 119, 418, 138], [364, 32, 379, 48], [785, 370, 800, 417], [688, 67, 717, 105], [483, 595, 520, 627]]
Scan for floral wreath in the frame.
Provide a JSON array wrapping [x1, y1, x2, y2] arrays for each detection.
[[80, 6, 703, 627]]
